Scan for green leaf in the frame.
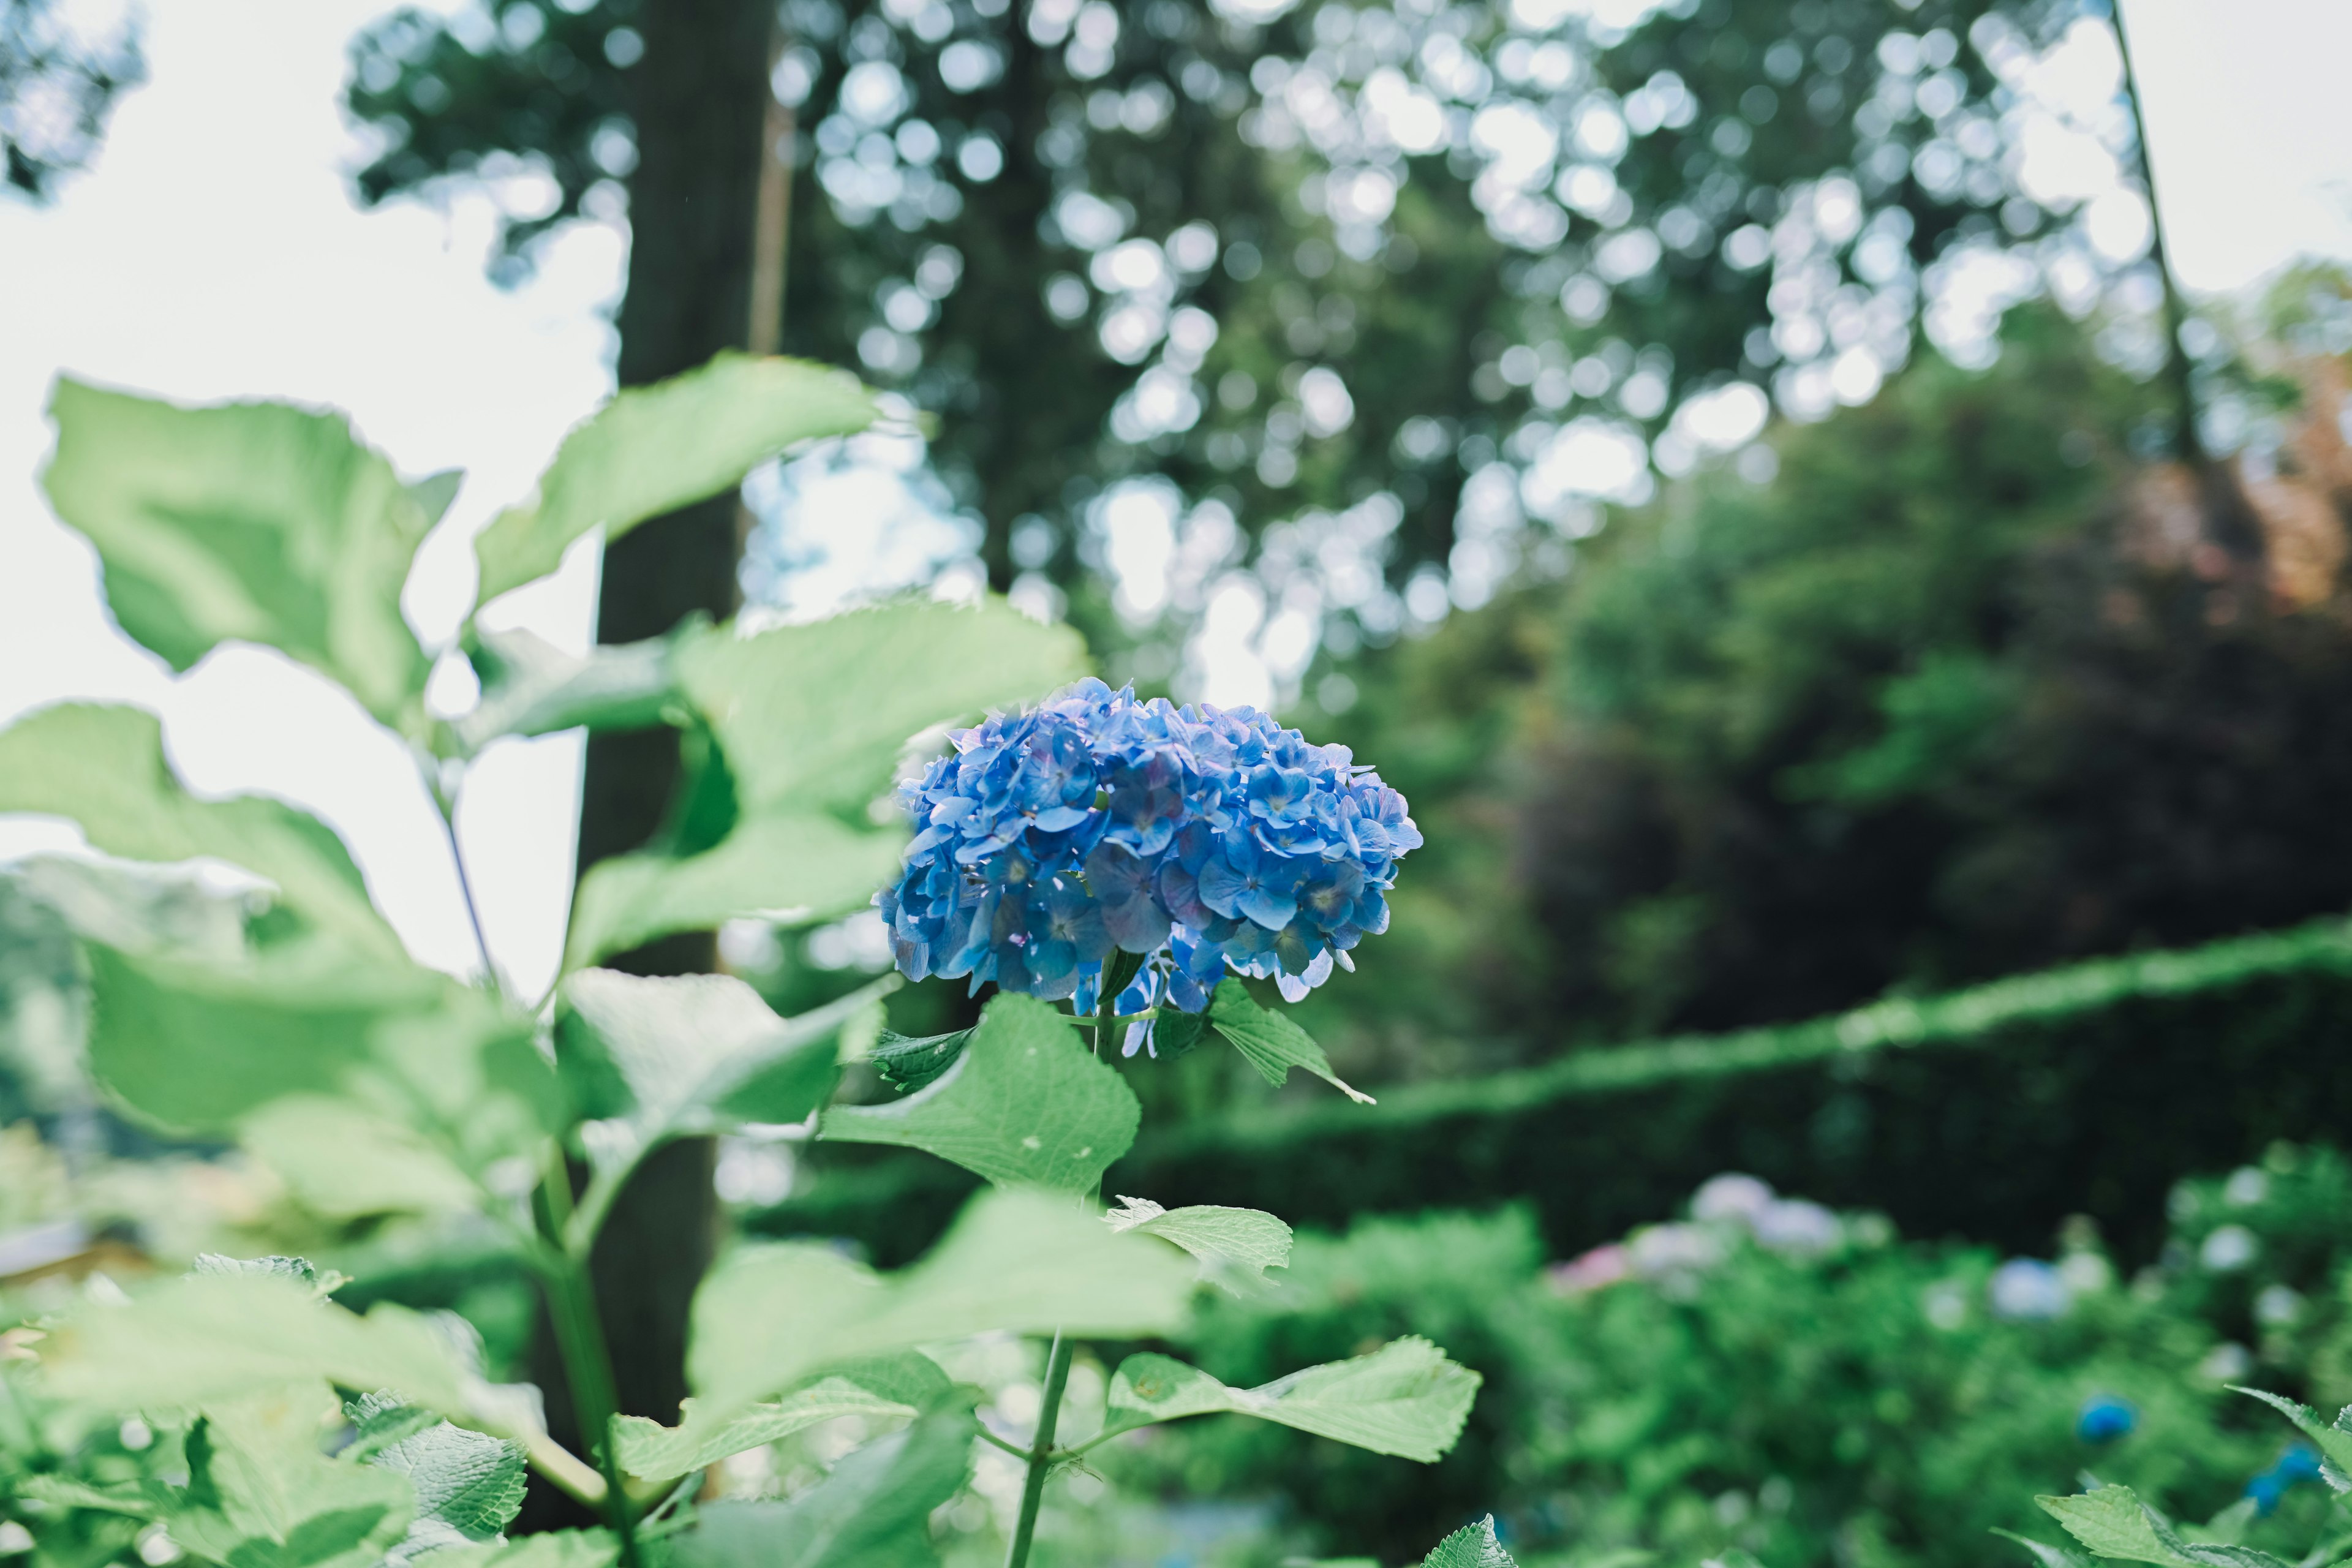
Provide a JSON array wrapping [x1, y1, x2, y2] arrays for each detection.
[[673, 600, 1087, 818], [685, 1187, 1191, 1427], [38, 1271, 470, 1419], [2037, 1488, 2293, 1568], [455, 627, 679, 752], [566, 813, 905, 970], [671, 1408, 973, 1568], [1104, 1197, 1292, 1295], [0, 704, 403, 960], [474, 355, 877, 603], [1421, 1517, 1518, 1568], [561, 599, 1088, 968], [2234, 1387, 2352, 1492], [167, 1386, 416, 1568], [1996, 1528, 2096, 1568], [190, 1254, 330, 1292], [83, 940, 556, 1213], [612, 1354, 952, 1481], [561, 967, 860, 1147], [343, 1394, 527, 1563], [44, 378, 434, 730], [1147, 1008, 1207, 1061], [410, 1532, 619, 1568], [869, 1028, 974, 1094], [1205, 979, 1373, 1104], [820, 993, 1137, 1194], [1101, 1336, 1479, 1462], [411, 1533, 619, 1568]]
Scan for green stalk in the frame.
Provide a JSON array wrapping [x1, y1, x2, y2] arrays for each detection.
[[537, 1143, 645, 1568], [1001, 1330, 1074, 1568]]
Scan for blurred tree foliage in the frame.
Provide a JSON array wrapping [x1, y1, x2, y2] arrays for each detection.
[[341, 0, 2107, 657], [0, 0, 141, 198], [1300, 295, 2352, 1070]]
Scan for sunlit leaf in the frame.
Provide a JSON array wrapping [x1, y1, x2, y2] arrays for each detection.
[[1104, 1197, 1292, 1295], [1996, 1528, 2096, 1568], [410, 1532, 620, 1568], [869, 1028, 973, 1095], [473, 355, 876, 604], [671, 1408, 972, 1568], [44, 378, 434, 730], [169, 1387, 416, 1568], [1205, 979, 1374, 1103], [685, 1188, 1191, 1426], [37, 1273, 469, 1417], [456, 627, 679, 752], [345, 1393, 527, 1564], [1101, 1336, 1479, 1461], [612, 1354, 952, 1481], [561, 967, 864, 1152], [673, 598, 1088, 818], [1421, 1517, 1518, 1568], [566, 814, 905, 970], [820, 993, 1137, 1194], [0, 704, 402, 960], [2037, 1487, 2291, 1568], [83, 940, 556, 1213]]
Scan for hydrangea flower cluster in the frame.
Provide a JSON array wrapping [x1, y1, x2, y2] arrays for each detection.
[[876, 678, 1419, 1049]]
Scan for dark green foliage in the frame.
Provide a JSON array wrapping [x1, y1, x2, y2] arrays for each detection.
[[338, 0, 2095, 625], [1121, 1146, 2352, 1568], [1293, 306, 2352, 1066], [756, 916, 2352, 1271]]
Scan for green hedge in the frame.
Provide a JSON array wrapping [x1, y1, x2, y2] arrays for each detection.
[[753, 918, 2352, 1265]]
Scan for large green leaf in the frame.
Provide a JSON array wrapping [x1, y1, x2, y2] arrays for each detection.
[[84, 940, 556, 1214], [673, 599, 1086, 818], [562, 967, 857, 1142], [685, 1188, 1191, 1428], [2037, 1488, 2291, 1568], [1206, 979, 1373, 1104], [820, 993, 1137, 1194], [455, 627, 679, 753], [44, 379, 433, 730], [1421, 1518, 1518, 1568], [36, 1273, 469, 1417], [566, 814, 905, 970], [612, 1354, 952, 1482], [345, 1393, 527, 1564], [0, 704, 402, 960], [671, 1409, 972, 1568], [562, 600, 1087, 968], [1104, 1197, 1293, 1296], [411, 1532, 619, 1568], [473, 355, 877, 604], [1100, 1337, 1479, 1462], [170, 1387, 417, 1568]]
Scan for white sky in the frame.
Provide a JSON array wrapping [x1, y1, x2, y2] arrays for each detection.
[[1, 0, 2349, 1001]]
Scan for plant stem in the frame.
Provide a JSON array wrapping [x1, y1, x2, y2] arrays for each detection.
[[536, 1147, 646, 1568], [1002, 1330, 1074, 1568], [418, 755, 499, 992]]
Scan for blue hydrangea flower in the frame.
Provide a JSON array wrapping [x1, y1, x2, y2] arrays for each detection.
[[2247, 1443, 2323, 1513], [2075, 1393, 2136, 1444], [876, 679, 1420, 1044]]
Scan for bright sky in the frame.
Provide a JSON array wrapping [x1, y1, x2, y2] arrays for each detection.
[[1, 0, 2348, 1001]]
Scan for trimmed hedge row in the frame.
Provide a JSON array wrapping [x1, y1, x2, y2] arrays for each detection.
[[753, 918, 2352, 1266]]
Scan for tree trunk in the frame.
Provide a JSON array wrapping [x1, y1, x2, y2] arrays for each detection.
[[519, 0, 785, 1529]]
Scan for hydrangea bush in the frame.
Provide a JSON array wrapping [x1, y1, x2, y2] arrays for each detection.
[[0, 356, 1478, 1568]]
